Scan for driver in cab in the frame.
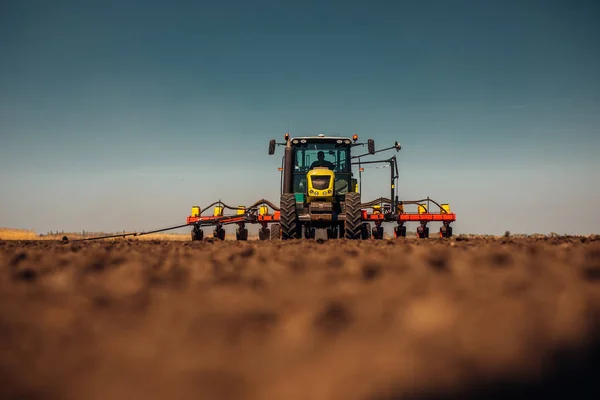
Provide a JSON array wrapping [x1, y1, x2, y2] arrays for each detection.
[[310, 151, 335, 170]]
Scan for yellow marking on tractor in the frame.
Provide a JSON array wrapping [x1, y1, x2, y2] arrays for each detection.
[[306, 168, 335, 203]]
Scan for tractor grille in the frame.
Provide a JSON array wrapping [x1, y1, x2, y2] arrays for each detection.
[[311, 175, 331, 190]]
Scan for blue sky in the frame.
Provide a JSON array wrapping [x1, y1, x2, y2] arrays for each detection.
[[1, 0, 599, 235]]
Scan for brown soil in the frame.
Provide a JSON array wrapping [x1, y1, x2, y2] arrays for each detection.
[[2, 236, 600, 400]]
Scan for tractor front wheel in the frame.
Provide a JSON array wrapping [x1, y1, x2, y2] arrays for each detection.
[[280, 194, 300, 240], [344, 192, 362, 240]]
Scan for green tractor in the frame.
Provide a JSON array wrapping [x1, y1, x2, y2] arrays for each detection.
[[268, 133, 396, 240]]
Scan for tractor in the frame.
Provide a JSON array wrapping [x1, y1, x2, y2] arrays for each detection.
[[268, 133, 400, 240]]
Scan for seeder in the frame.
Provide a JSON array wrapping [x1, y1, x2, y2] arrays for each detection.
[[186, 133, 455, 241], [61, 133, 455, 243]]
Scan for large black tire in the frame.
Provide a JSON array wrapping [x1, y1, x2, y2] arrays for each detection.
[[270, 223, 281, 240], [344, 192, 362, 239], [280, 194, 300, 240]]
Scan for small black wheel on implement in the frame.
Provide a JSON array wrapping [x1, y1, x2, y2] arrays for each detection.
[[394, 225, 406, 238], [360, 223, 371, 240], [214, 227, 226, 241], [305, 227, 315, 239], [270, 223, 281, 240], [191, 228, 204, 241], [280, 193, 300, 240], [439, 225, 453, 238], [327, 226, 339, 239], [236, 228, 248, 241], [259, 227, 270, 241], [344, 192, 362, 240], [416, 225, 429, 239], [372, 226, 384, 240]]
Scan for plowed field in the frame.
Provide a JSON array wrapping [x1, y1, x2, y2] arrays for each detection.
[[2, 236, 600, 399]]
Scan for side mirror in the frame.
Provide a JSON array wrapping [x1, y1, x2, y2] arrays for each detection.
[[268, 139, 276, 155], [394, 141, 401, 151], [368, 139, 375, 154]]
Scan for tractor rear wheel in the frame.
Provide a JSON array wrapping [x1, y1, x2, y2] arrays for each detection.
[[344, 192, 362, 239], [280, 194, 300, 240], [270, 223, 281, 240]]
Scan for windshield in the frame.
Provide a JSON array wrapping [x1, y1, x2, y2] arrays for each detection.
[[292, 141, 350, 173], [291, 140, 352, 194]]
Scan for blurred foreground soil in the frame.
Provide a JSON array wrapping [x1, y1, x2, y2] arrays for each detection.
[[2, 236, 600, 400]]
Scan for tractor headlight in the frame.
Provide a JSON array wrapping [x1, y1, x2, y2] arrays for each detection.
[[328, 189, 333, 194], [309, 190, 314, 195]]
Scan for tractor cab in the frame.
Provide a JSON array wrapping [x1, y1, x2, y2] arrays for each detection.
[[289, 136, 356, 197]]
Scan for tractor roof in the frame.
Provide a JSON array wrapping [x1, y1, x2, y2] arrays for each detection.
[[290, 134, 352, 141]]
